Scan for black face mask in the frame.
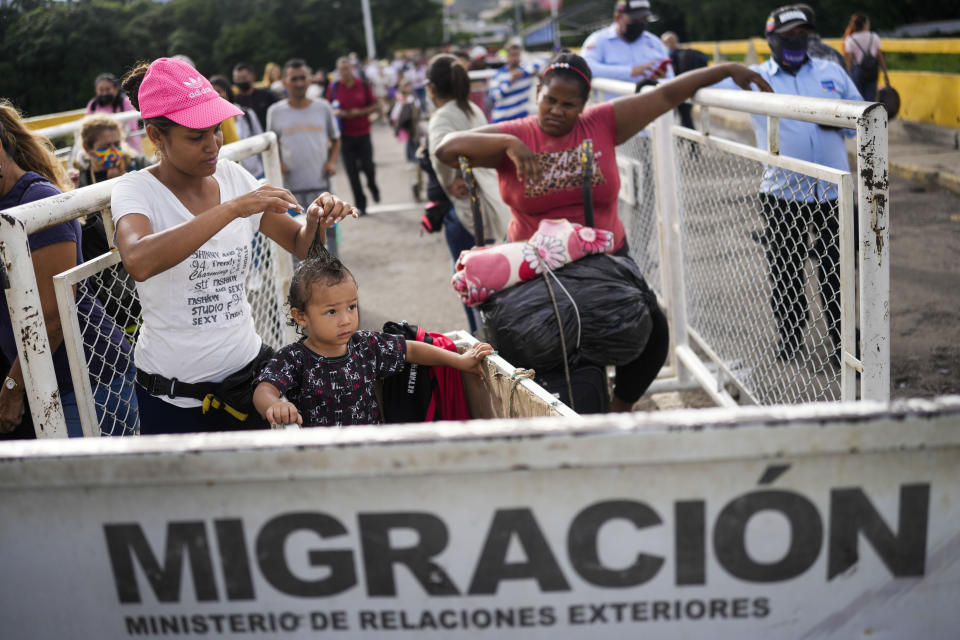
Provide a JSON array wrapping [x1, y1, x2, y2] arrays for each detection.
[[768, 33, 809, 73], [621, 21, 646, 43], [234, 81, 252, 93], [95, 94, 114, 106]]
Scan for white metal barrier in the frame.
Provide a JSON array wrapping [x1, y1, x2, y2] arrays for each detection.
[[590, 78, 889, 406], [34, 109, 145, 160], [1, 397, 957, 637], [34, 109, 142, 142], [0, 132, 294, 437]]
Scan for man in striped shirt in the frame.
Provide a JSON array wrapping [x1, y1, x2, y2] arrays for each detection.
[[488, 44, 544, 123]]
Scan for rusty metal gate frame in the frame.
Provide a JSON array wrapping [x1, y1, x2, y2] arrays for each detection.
[[590, 79, 889, 406]]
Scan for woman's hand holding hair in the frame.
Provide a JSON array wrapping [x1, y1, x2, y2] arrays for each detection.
[[233, 185, 302, 218], [306, 193, 361, 230], [505, 137, 541, 186], [259, 192, 359, 261]]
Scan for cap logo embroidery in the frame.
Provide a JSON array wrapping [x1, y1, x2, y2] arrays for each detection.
[[140, 57, 242, 127], [777, 9, 807, 24]]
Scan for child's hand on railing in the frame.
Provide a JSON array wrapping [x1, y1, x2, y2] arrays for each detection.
[[266, 400, 302, 427], [458, 342, 495, 377]]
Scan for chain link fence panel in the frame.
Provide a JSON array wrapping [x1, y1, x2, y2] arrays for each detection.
[[615, 135, 663, 295], [55, 225, 294, 437], [671, 136, 843, 404], [550, 120, 849, 406], [66, 260, 140, 436]]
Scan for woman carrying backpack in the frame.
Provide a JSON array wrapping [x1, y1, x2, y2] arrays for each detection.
[[842, 13, 890, 102]]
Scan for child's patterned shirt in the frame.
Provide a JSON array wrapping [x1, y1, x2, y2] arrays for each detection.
[[256, 330, 406, 426]]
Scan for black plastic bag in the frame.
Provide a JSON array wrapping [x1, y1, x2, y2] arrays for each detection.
[[481, 254, 655, 370]]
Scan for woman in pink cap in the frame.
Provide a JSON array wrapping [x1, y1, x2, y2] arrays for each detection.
[[111, 57, 358, 434]]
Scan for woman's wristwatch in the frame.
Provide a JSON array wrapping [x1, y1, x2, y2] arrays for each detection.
[[4, 376, 21, 393]]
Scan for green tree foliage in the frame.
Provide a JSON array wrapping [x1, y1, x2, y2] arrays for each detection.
[[0, 0, 442, 116], [652, 0, 958, 42], [1, 0, 956, 116]]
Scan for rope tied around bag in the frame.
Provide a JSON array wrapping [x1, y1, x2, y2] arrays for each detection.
[[509, 368, 536, 417]]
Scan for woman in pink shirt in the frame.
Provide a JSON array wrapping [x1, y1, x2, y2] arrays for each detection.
[[436, 52, 769, 411], [85, 72, 143, 154]]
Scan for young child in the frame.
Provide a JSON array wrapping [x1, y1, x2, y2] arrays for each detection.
[[254, 254, 493, 427]]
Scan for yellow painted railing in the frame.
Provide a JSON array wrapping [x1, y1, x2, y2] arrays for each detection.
[[23, 108, 86, 131], [683, 38, 960, 128], [687, 38, 960, 56]]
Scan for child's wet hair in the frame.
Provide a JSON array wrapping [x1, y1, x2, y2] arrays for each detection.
[[287, 254, 357, 336]]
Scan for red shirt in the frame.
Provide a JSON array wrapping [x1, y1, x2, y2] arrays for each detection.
[[327, 78, 375, 137], [495, 102, 624, 251]]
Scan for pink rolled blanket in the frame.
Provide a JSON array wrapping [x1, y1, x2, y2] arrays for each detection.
[[451, 218, 615, 307]]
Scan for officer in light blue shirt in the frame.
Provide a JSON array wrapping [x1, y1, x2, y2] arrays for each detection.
[[582, 0, 675, 270], [582, 0, 675, 98], [716, 5, 864, 364]]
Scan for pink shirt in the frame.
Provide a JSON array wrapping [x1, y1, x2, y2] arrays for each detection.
[[495, 102, 624, 251], [327, 79, 374, 137]]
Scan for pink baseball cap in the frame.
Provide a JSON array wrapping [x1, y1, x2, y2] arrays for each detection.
[[138, 57, 242, 129]]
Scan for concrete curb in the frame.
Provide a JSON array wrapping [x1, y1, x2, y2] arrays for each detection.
[[938, 172, 960, 195], [702, 109, 960, 196], [880, 159, 960, 197]]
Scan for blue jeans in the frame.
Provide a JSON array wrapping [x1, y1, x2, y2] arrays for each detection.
[[60, 367, 139, 437], [444, 208, 482, 333], [135, 385, 257, 435]]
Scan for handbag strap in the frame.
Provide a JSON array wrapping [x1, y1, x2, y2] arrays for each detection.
[[581, 139, 595, 228], [458, 154, 485, 247], [850, 34, 869, 58]]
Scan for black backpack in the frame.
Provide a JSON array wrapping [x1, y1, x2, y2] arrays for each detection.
[[675, 48, 708, 74], [852, 37, 879, 83]]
